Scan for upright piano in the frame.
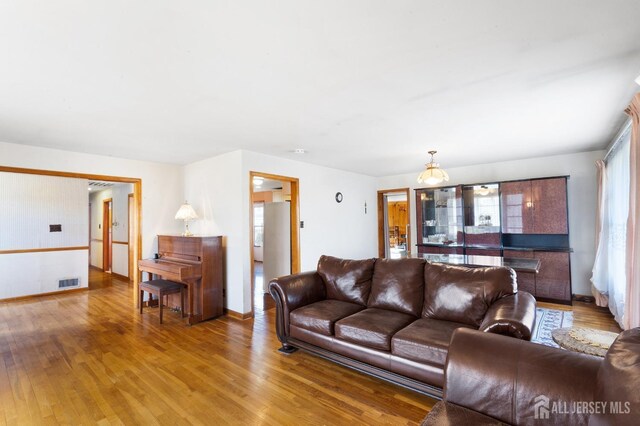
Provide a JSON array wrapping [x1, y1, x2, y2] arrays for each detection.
[[138, 235, 223, 324]]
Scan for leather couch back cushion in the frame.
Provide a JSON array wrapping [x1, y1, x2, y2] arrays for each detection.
[[367, 258, 425, 316], [423, 263, 516, 327], [317, 255, 376, 305], [593, 328, 640, 423]]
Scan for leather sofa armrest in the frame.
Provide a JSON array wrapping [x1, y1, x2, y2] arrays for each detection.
[[444, 328, 601, 425], [479, 291, 536, 340], [268, 271, 326, 344]]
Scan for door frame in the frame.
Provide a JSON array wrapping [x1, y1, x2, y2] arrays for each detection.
[[128, 193, 135, 280], [0, 165, 143, 286], [102, 198, 113, 272], [377, 188, 411, 258], [249, 171, 300, 318]]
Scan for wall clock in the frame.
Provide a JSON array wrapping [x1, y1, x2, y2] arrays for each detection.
[[335, 192, 343, 203]]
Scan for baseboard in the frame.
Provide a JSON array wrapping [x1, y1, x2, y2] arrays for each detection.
[[573, 294, 596, 303], [111, 272, 131, 282], [0, 287, 88, 302], [224, 308, 253, 320]]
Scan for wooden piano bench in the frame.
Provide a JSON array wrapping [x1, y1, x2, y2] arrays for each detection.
[[139, 279, 186, 324]]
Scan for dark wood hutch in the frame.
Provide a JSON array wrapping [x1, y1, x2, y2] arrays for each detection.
[[415, 176, 572, 304]]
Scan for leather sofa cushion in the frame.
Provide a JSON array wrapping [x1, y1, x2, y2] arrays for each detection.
[[368, 258, 426, 316], [421, 401, 507, 426], [317, 255, 376, 305], [335, 308, 416, 351], [593, 328, 640, 424], [290, 300, 365, 336], [423, 262, 516, 327], [392, 318, 474, 366]]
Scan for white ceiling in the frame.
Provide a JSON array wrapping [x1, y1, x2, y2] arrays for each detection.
[[1, 1, 639, 177]]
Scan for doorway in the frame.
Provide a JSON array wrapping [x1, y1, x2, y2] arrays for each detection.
[[89, 182, 136, 281], [378, 188, 411, 258], [102, 199, 113, 272], [0, 166, 142, 292], [250, 172, 300, 317]]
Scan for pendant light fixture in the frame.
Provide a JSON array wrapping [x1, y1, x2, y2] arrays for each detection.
[[417, 150, 449, 186]]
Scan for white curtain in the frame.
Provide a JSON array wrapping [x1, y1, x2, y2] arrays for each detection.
[[591, 130, 630, 327]]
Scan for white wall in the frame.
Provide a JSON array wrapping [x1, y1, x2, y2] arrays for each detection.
[[0, 141, 184, 263], [378, 150, 604, 296], [184, 150, 378, 314], [0, 250, 89, 299], [0, 172, 89, 297], [184, 151, 244, 313], [0, 172, 88, 250]]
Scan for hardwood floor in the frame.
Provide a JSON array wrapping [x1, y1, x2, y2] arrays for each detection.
[[538, 301, 622, 333], [0, 272, 433, 425], [0, 271, 621, 425]]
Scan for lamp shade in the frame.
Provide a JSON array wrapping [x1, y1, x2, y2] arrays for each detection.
[[175, 202, 198, 221], [417, 166, 449, 185], [417, 151, 449, 185]]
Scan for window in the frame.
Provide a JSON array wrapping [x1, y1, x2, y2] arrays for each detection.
[[592, 127, 631, 326], [253, 203, 264, 247]]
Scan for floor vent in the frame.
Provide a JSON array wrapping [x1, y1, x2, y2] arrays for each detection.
[[58, 278, 79, 288]]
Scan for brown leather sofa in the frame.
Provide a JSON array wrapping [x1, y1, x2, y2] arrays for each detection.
[[422, 327, 640, 425], [269, 255, 536, 398]]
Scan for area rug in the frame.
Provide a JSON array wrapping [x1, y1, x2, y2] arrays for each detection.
[[531, 307, 573, 347]]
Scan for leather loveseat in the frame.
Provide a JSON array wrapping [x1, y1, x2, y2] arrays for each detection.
[[422, 327, 640, 425], [269, 255, 536, 397]]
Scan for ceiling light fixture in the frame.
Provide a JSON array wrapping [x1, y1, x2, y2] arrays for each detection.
[[293, 148, 306, 154], [476, 185, 490, 196], [252, 176, 264, 187], [417, 150, 450, 186]]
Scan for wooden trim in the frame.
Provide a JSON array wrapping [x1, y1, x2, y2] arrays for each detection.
[[112, 241, 128, 245], [111, 272, 130, 282], [224, 308, 253, 320], [90, 238, 103, 243], [134, 181, 142, 286], [0, 287, 88, 302], [377, 188, 411, 258], [0, 166, 140, 183], [128, 193, 134, 280], [0, 246, 89, 255], [249, 171, 301, 319], [573, 294, 596, 304]]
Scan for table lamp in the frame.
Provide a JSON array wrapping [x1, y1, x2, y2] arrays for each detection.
[[175, 201, 198, 236]]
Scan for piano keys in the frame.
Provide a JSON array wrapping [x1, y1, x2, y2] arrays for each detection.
[[138, 235, 223, 324]]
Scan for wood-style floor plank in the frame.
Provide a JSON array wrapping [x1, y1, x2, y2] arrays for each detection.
[[0, 270, 620, 425]]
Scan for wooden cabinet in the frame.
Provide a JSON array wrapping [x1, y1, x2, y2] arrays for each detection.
[[500, 180, 534, 234], [465, 248, 502, 257], [415, 176, 571, 302], [501, 177, 567, 234], [503, 250, 536, 295], [503, 249, 571, 303], [535, 251, 571, 301], [531, 178, 569, 234]]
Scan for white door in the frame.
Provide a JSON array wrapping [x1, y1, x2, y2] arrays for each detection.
[[263, 202, 291, 292]]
